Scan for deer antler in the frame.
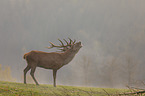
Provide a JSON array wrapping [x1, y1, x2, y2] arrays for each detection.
[[68, 38, 76, 45], [73, 39, 76, 44], [63, 39, 69, 45], [47, 42, 62, 49], [47, 38, 76, 51], [58, 39, 64, 46], [68, 38, 72, 45]]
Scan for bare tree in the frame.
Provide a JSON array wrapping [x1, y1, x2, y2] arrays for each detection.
[[107, 58, 117, 87], [126, 56, 138, 86], [23, 38, 82, 87], [78, 56, 91, 86]]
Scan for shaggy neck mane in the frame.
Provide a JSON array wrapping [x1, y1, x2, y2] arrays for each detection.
[[62, 49, 76, 65]]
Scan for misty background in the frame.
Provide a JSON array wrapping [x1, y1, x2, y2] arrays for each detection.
[[0, 0, 145, 88]]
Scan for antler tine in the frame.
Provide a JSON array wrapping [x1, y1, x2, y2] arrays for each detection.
[[47, 41, 63, 49], [47, 42, 55, 49], [58, 47, 69, 51], [73, 39, 76, 44], [58, 39, 64, 46], [59, 48, 65, 51], [63, 39, 69, 45], [68, 37, 73, 44]]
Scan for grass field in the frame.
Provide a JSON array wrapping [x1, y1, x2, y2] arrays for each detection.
[[0, 81, 129, 96]]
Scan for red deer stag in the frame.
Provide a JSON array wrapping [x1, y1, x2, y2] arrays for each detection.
[[23, 38, 82, 87]]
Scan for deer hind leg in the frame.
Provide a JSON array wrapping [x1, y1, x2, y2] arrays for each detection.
[[30, 66, 39, 85], [24, 66, 31, 84]]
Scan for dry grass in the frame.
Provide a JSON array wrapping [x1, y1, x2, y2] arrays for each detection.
[[0, 81, 129, 96]]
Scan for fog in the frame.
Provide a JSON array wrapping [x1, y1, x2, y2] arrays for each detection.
[[0, 0, 145, 88]]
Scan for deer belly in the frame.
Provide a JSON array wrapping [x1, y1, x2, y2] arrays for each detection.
[[37, 63, 63, 69]]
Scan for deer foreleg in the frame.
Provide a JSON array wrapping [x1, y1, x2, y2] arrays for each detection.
[[53, 70, 57, 87], [24, 66, 30, 84], [30, 67, 39, 85]]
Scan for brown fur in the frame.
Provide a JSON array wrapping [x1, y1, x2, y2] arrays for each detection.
[[23, 42, 82, 87]]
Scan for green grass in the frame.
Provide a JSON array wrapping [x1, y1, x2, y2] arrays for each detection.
[[0, 81, 129, 96]]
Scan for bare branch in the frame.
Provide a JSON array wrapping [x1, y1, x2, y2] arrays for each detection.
[[102, 89, 110, 96]]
